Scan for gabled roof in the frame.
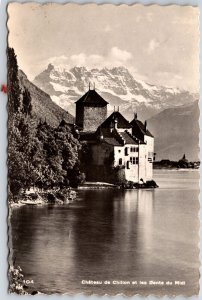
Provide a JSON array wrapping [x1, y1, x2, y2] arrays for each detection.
[[79, 126, 144, 146], [75, 89, 108, 106], [130, 119, 153, 138], [100, 111, 132, 129], [119, 131, 139, 145], [96, 128, 142, 146], [97, 128, 123, 146]]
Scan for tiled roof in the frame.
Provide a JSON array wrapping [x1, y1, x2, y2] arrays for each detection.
[[75, 89, 108, 106], [99, 128, 123, 146], [97, 128, 142, 146], [100, 111, 132, 129], [103, 137, 122, 146], [130, 119, 153, 137], [79, 127, 144, 146], [119, 131, 139, 145]]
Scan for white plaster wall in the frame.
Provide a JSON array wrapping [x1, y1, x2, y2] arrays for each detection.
[[114, 145, 140, 182], [91, 139, 154, 183], [125, 164, 139, 182], [138, 144, 147, 182], [144, 136, 154, 180], [114, 146, 124, 166]]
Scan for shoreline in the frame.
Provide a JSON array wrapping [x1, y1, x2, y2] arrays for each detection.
[[10, 169, 199, 208], [9, 188, 77, 209]]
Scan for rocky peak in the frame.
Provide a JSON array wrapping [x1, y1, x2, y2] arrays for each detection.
[[33, 64, 198, 120]]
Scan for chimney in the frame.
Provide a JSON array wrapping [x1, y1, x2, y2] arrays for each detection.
[[118, 106, 119, 112], [89, 82, 91, 90], [110, 121, 114, 133], [114, 117, 118, 130], [134, 112, 137, 120], [144, 120, 147, 131]]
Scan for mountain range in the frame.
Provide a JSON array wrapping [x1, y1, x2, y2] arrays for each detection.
[[33, 64, 198, 121], [18, 70, 74, 127], [148, 101, 199, 161], [19, 64, 199, 161]]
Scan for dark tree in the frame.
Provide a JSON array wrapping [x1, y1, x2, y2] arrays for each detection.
[[7, 47, 21, 114], [7, 47, 86, 198], [22, 88, 32, 115]]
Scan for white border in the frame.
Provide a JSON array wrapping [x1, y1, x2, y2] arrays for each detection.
[[0, 1, 200, 299]]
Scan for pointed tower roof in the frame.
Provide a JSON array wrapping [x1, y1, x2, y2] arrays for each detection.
[[130, 118, 153, 138], [100, 111, 132, 129], [75, 89, 108, 106]]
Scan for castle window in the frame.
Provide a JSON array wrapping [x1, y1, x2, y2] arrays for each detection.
[[119, 158, 122, 165], [130, 147, 139, 152], [130, 157, 139, 165], [125, 147, 129, 156]]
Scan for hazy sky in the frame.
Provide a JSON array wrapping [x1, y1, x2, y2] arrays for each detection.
[[8, 3, 199, 92]]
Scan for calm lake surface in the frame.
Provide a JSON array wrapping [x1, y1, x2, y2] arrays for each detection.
[[10, 170, 200, 296]]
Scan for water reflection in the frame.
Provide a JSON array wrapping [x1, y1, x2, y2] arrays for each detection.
[[10, 171, 199, 295], [136, 190, 154, 252]]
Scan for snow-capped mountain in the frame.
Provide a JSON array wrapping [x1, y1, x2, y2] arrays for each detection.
[[33, 64, 198, 120], [19, 70, 74, 127]]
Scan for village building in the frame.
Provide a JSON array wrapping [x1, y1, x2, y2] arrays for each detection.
[[75, 87, 154, 184]]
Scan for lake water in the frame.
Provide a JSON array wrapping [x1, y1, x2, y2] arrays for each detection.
[[10, 170, 200, 296]]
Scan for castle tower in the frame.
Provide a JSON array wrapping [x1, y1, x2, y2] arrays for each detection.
[[75, 87, 108, 132], [130, 114, 154, 181]]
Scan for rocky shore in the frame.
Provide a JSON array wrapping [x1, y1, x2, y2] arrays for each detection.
[[78, 180, 159, 190], [9, 188, 77, 208]]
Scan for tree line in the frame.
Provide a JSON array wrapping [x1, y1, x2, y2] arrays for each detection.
[[7, 48, 85, 199]]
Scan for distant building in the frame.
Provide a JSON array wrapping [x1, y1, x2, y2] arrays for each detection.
[[75, 87, 154, 183]]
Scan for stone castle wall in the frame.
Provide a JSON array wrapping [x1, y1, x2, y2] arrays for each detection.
[[83, 106, 107, 131], [85, 165, 125, 184]]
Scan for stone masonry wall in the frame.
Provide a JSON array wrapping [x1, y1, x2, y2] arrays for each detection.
[[83, 106, 107, 131]]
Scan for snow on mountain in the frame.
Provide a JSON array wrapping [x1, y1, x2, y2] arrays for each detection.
[[18, 70, 74, 127], [33, 64, 198, 120]]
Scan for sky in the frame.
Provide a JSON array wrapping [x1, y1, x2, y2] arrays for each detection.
[[8, 3, 199, 92]]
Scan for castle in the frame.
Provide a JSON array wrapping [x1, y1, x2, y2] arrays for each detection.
[[75, 86, 154, 184]]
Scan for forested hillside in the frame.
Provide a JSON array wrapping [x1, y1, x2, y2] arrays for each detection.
[[7, 48, 84, 201]]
